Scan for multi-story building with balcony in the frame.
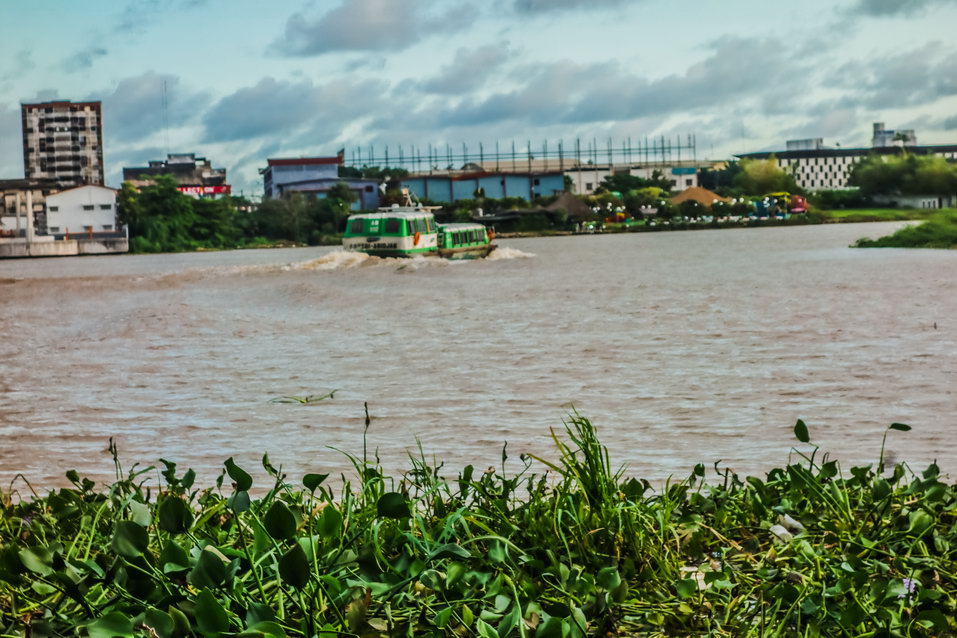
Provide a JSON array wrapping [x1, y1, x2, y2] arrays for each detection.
[[21, 101, 104, 189], [123, 153, 231, 198]]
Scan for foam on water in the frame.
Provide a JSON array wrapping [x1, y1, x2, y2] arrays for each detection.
[[288, 247, 536, 271], [486, 246, 536, 260], [295, 250, 373, 271]]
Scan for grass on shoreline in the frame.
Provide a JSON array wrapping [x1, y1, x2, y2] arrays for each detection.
[[819, 208, 947, 223], [1, 416, 954, 637], [854, 210, 957, 249]]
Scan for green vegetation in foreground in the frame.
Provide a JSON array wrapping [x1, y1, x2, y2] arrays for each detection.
[[1, 417, 955, 637], [855, 210, 957, 249], [119, 176, 358, 253], [820, 208, 946, 223]]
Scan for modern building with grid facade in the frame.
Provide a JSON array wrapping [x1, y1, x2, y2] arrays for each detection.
[[737, 123, 957, 191]]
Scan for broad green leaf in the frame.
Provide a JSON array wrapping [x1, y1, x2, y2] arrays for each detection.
[[168, 605, 190, 635], [908, 510, 934, 536], [498, 606, 521, 636], [190, 546, 228, 589], [84, 612, 135, 638], [318, 506, 342, 538], [160, 541, 189, 574], [571, 606, 587, 633], [535, 617, 567, 638], [18, 546, 54, 576], [111, 521, 149, 559], [488, 539, 506, 564], [239, 621, 287, 638], [476, 618, 499, 638], [81, 558, 105, 579], [376, 492, 410, 519], [446, 561, 467, 588], [800, 597, 821, 615], [872, 478, 891, 501], [264, 501, 297, 540], [278, 543, 310, 590], [245, 602, 278, 626], [915, 609, 949, 630], [432, 606, 453, 628], [195, 589, 230, 634], [224, 457, 252, 491], [889, 422, 912, 432], [158, 497, 193, 534], [129, 501, 152, 527], [429, 543, 471, 561], [30, 581, 56, 596], [676, 578, 698, 598], [228, 490, 251, 513], [0, 545, 24, 582], [597, 566, 621, 590], [303, 473, 328, 491], [794, 419, 810, 443], [144, 608, 176, 638]]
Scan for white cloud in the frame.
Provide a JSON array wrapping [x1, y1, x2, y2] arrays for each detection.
[[274, 0, 478, 56]]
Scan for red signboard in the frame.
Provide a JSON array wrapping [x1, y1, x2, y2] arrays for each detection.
[[177, 185, 231, 195]]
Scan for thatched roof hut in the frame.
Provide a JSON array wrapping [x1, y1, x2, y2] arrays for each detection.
[[670, 186, 731, 210]]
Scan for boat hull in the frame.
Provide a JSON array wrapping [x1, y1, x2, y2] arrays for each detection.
[[436, 243, 497, 260]]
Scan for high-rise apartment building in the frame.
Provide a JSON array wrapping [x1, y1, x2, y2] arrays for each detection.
[[21, 101, 104, 188]]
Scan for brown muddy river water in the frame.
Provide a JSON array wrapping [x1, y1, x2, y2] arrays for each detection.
[[1, 222, 955, 491]]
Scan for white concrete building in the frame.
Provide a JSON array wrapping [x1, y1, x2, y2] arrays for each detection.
[[468, 159, 709, 195], [565, 163, 703, 195], [45, 185, 119, 237]]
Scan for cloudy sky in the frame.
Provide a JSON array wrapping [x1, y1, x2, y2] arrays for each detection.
[[2, 0, 957, 194]]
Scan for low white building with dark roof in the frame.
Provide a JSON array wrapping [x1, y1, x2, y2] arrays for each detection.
[[45, 184, 120, 238]]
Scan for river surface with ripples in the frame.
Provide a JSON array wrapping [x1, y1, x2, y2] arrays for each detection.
[[1, 222, 955, 491]]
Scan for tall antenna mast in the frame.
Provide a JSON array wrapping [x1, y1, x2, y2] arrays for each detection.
[[163, 80, 170, 155]]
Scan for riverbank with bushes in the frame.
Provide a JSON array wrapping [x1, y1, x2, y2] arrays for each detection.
[[821, 208, 946, 224], [1, 416, 953, 636], [854, 210, 957, 249]]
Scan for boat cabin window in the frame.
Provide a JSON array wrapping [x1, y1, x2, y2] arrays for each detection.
[[384, 218, 400, 233], [349, 219, 364, 234]]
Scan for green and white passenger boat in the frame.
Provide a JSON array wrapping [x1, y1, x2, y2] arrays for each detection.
[[342, 207, 439, 258], [436, 222, 496, 259], [342, 194, 496, 259]]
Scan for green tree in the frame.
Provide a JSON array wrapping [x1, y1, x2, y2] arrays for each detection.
[[325, 182, 359, 232], [733, 157, 798, 195], [599, 171, 673, 194], [126, 175, 198, 252], [119, 176, 250, 252], [849, 154, 957, 197], [698, 161, 743, 193]]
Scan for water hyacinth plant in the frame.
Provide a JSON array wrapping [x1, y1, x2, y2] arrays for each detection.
[[1, 416, 954, 636]]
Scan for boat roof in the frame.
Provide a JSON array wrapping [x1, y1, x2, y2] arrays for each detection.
[[438, 223, 487, 230], [348, 208, 436, 220]]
